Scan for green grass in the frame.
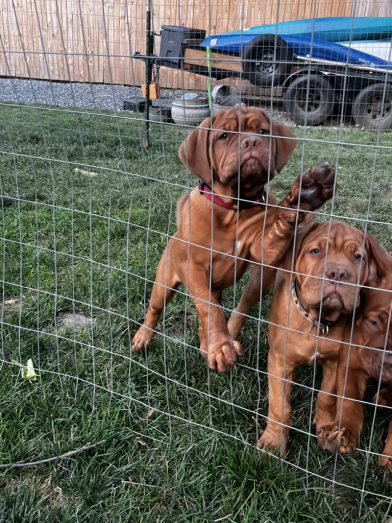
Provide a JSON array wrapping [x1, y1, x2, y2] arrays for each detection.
[[1, 101, 392, 521]]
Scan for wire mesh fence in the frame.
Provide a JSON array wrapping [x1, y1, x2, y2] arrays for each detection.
[[2, 0, 392, 520]]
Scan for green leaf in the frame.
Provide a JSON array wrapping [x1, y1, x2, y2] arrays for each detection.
[[22, 359, 38, 381], [13, 359, 38, 381]]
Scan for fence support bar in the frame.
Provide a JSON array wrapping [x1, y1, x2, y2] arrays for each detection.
[[143, 0, 153, 148]]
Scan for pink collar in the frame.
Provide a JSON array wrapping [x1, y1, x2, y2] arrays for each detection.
[[197, 180, 265, 211]]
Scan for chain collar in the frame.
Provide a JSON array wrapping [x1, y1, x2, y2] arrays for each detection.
[[291, 280, 343, 336]]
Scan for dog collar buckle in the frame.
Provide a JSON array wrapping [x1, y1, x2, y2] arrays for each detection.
[[312, 320, 329, 337]]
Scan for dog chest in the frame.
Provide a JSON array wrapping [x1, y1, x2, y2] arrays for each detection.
[[303, 336, 341, 365], [210, 243, 249, 288]]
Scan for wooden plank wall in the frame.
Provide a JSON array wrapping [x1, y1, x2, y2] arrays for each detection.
[[1, 0, 392, 92]]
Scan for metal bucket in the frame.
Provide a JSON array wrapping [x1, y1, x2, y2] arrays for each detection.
[[211, 85, 239, 107]]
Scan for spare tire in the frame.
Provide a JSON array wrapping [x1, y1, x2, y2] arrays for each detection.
[[242, 34, 292, 88]]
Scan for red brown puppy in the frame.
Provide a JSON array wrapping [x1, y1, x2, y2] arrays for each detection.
[[132, 106, 335, 372], [318, 254, 392, 471], [258, 222, 387, 456]]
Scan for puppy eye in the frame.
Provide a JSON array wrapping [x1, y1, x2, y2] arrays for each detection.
[[354, 254, 362, 260], [367, 318, 378, 329], [310, 248, 320, 254], [259, 129, 267, 135], [219, 133, 228, 140]]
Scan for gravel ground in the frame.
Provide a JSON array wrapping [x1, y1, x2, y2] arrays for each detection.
[[0, 78, 151, 111], [0, 77, 354, 129], [0, 77, 297, 125]]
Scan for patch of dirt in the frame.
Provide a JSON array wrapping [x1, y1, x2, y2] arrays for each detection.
[[0, 297, 21, 316], [58, 313, 91, 332], [39, 475, 64, 505], [3, 473, 66, 506]]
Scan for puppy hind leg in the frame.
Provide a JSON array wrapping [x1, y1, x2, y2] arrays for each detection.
[[228, 266, 276, 340], [228, 266, 261, 340], [132, 246, 180, 353]]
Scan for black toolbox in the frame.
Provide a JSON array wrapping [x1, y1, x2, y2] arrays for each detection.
[[159, 25, 206, 68]]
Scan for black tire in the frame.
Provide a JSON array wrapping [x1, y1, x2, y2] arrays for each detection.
[[242, 34, 292, 88], [352, 83, 392, 131], [283, 74, 335, 126]]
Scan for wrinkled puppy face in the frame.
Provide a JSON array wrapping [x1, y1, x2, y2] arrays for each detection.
[[287, 222, 387, 318], [178, 106, 295, 196], [358, 281, 392, 353], [357, 277, 392, 382], [210, 107, 289, 191]]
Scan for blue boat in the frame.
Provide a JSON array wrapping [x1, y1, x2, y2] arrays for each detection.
[[200, 17, 392, 69], [279, 35, 391, 68], [201, 17, 392, 48]]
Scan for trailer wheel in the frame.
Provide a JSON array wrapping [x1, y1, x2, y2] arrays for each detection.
[[242, 35, 292, 87], [352, 83, 392, 131], [283, 74, 334, 126]]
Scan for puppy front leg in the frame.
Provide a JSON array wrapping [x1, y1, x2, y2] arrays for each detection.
[[187, 269, 243, 372], [317, 349, 367, 454], [199, 289, 222, 360], [372, 385, 392, 409], [250, 165, 336, 271], [314, 359, 338, 449], [258, 350, 294, 457], [280, 164, 336, 219]]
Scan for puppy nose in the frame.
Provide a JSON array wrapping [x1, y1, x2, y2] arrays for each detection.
[[325, 267, 349, 282], [241, 136, 260, 152]]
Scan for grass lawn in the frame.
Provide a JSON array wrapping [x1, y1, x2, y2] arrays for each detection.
[[1, 101, 392, 522]]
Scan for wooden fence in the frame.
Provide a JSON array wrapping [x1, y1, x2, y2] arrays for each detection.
[[1, 0, 392, 92]]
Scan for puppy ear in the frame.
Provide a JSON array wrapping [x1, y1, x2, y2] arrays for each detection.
[[279, 220, 318, 281], [271, 120, 296, 173], [179, 116, 214, 183], [365, 232, 392, 286]]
